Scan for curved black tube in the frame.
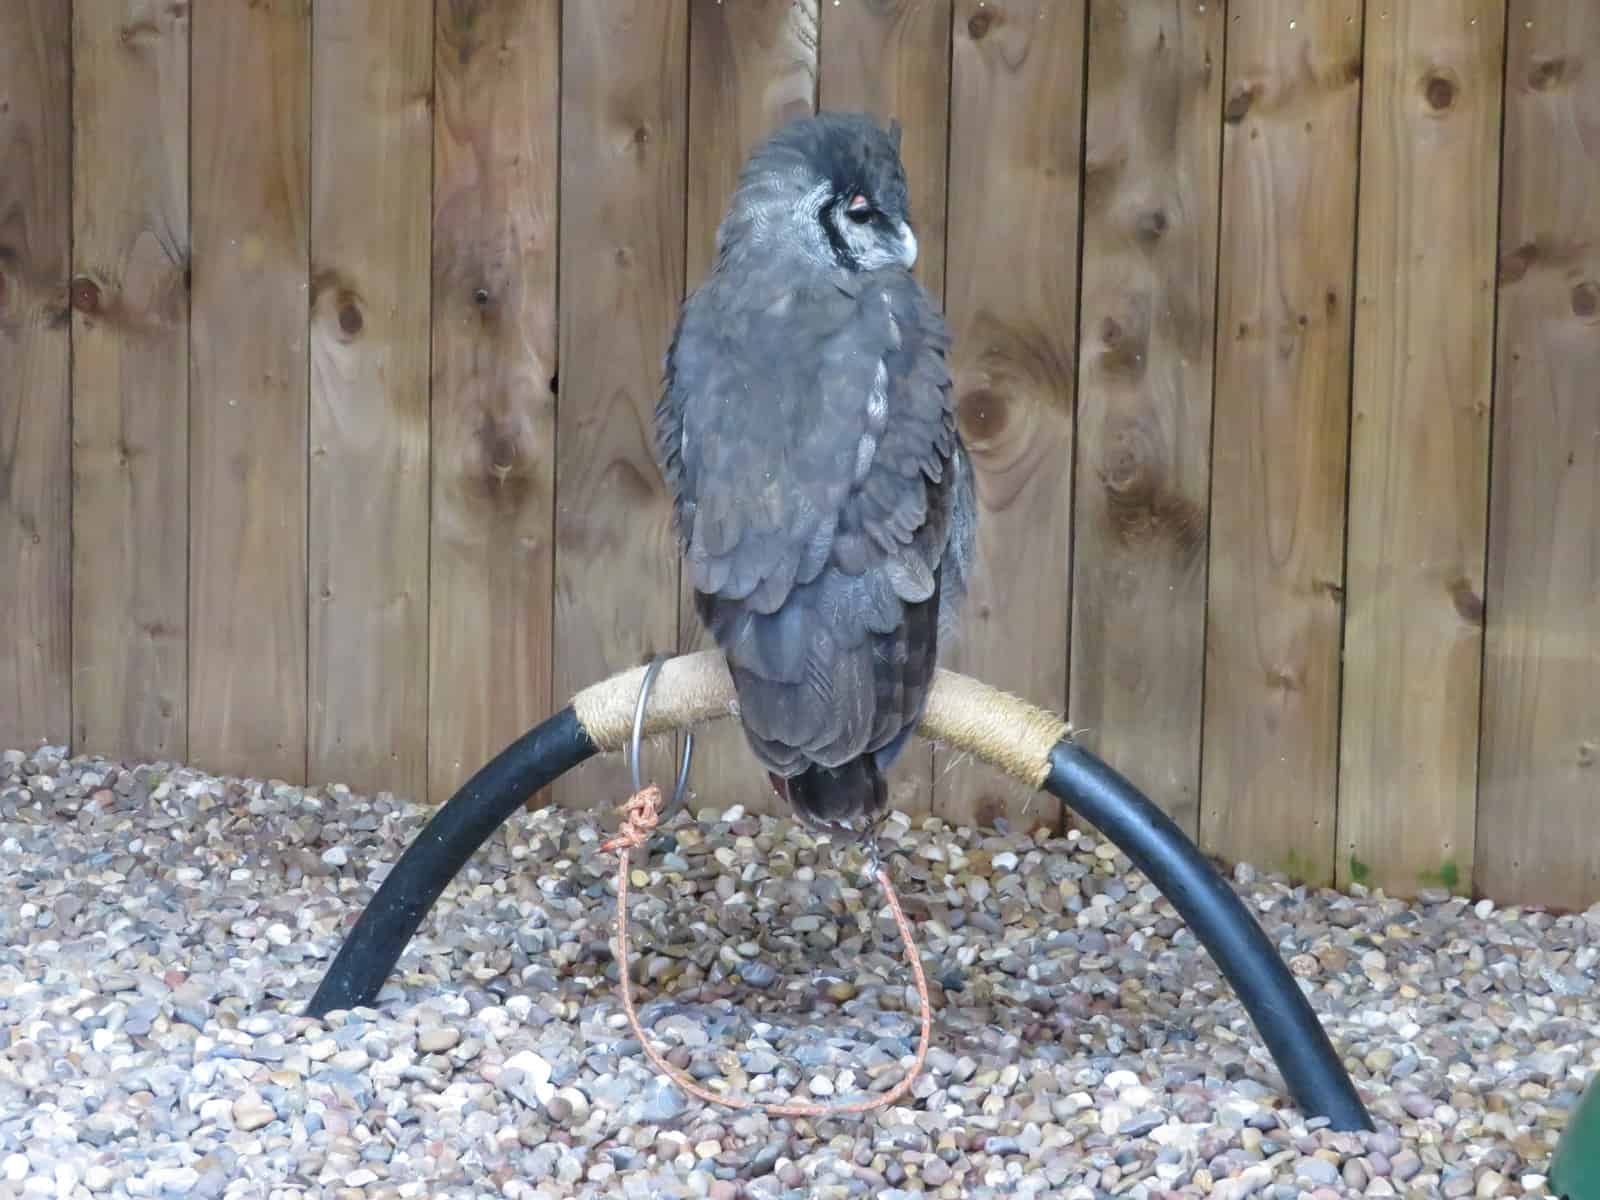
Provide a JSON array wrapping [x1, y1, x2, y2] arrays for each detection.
[[305, 705, 596, 1017], [1046, 741, 1373, 1131]]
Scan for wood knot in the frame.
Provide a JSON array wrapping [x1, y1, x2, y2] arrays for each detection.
[[1498, 243, 1537, 284], [473, 287, 491, 305], [1265, 665, 1300, 693], [120, 20, 158, 47], [1572, 281, 1599, 320], [967, 11, 992, 39], [338, 300, 363, 336], [1223, 87, 1254, 124], [1448, 576, 1483, 626], [1097, 415, 1205, 559], [1528, 58, 1566, 91], [1134, 209, 1168, 244], [1096, 311, 1147, 380], [1423, 72, 1457, 112], [1101, 423, 1161, 509], [957, 388, 1009, 445], [614, 246, 634, 269], [70, 276, 102, 314], [474, 414, 533, 511]]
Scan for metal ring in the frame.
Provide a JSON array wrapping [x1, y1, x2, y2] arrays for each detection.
[[630, 656, 693, 812]]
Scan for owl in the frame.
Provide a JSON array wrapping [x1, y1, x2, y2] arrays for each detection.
[[654, 112, 976, 838]]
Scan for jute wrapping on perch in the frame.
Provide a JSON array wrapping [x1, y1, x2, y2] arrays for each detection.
[[574, 649, 1071, 790]]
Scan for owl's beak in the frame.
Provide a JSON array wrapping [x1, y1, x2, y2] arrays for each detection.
[[897, 220, 918, 270]]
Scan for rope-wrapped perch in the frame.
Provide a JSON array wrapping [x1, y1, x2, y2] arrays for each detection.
[[305, 652, 1372, 1132], [573, 649, 1071, 788]]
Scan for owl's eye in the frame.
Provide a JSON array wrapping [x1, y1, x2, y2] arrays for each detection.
[[845, 194, 873, 224]]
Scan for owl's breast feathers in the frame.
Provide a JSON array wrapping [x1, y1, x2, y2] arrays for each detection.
[[656, 270, 976, 796]]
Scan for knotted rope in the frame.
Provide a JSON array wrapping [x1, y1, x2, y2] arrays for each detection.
[[603, 782, 932, 1118]]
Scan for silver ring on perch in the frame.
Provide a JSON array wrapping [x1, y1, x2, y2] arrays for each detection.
[[628, 655, 693, 819]]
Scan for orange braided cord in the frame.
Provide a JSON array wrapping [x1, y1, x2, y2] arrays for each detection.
[[601, 784, 664, 855], [606, 786, 932, 1118]]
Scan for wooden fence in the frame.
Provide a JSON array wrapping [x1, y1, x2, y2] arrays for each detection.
[[2, 1, 1596, 908]]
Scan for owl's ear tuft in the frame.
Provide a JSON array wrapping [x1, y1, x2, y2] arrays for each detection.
[[887, 118, 903, 154]]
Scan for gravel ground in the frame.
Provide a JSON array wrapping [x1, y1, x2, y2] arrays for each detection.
[[0, 745, 1591, 1200]]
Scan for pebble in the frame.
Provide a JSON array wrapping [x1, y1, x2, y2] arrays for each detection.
[[0, 746, 1589, 1198], [416, 1026, 460, 1053], [738, 960, 779, 989], [640, 1078, 689, 1123], [500, 1050, 556, 1109], [547, 1086, 590, 1125], [231, 1094, 276, 1132]]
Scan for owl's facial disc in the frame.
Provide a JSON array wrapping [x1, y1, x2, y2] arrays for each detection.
[[824, 191, 918, 273]]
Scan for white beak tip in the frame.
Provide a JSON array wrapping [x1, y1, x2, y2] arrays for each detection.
[[898, 222, 918, 269]]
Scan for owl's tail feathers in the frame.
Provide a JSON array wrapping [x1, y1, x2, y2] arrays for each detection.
[[770, 756, 887, 831]]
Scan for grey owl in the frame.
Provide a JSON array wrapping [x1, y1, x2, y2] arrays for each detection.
[[654, 112, 977, 838]]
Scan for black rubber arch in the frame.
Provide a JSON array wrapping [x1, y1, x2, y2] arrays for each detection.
[[1045, 741, 1372, 1131], [304, 705, 596, 1018], [305, 714, 1372, 1131]]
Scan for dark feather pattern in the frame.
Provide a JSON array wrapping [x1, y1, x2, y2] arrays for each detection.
[[655, 113, 977, 835]]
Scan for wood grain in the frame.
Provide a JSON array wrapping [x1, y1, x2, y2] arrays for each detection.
[[309, 0, 432, 799], [189, 0, 310, 783], [819, 0, 950, 818], [429, 0, 559, 804], [1340, 3, 1505, 897], [935, 2, 1084, 833], [679, 0, 818, 816], [553, 0, 689, 808], [1201, 4, 1363, 885], [71, 1, 190, 765], [0, 1, 71, 753], [1477, 1, 1600, 909], [1069, 0, 1222, 838]]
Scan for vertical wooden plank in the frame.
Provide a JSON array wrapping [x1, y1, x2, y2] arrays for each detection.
[[429, 0, 559, 804], [679, 0, 818, 816], [0, 2, 71, 753], [934, 3, 1084, 832], [70, 0, 189, 765], [309, 1, 432, 799], [820, 0, 951, 298], [1201, 4, 1363, 885], [1340, 3, 1504, 897], [553, 0, 688, 807], [1069, 0, 1223, 837], [190, 0, 310, 783], [1478, 2, 1600, 910], [820, 0, 950, 818]]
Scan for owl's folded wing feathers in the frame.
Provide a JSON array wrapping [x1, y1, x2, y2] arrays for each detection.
[[656, 273, 969, 773]]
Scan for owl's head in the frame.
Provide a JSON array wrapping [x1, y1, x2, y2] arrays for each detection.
[[715, 111, 919, 276]]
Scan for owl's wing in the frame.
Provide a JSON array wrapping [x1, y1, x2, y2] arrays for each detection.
[[656, 274, 971, 775]]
